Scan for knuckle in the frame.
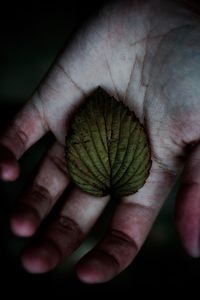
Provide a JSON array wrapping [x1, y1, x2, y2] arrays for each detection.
[[48, 153, 68, 177], [55, 215, 83, 237], [31, 183, 52, 202], [22, 183, 52, 213], [108, 229, 138, 252], [2, 123, 28, 157]]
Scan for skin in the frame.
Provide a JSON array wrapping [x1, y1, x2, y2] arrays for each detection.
[[0, 0, 200, 283]]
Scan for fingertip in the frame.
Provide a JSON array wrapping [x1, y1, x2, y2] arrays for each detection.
[[21, 249, 51, 274], [76, 262, 103, 284], [10, 215, 37, 237], [21, 241, 61, 274], [0, 164, 20, 181], [186, 247, 200, 258], [0, 144, 20, 181], [76, 251, 118, 284], [177, 223, 200, 258]]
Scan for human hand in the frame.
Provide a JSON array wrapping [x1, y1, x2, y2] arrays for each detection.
[[1, 0, 200, 283]]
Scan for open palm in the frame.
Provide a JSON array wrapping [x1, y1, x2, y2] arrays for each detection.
[[1, 0, 200, 283]]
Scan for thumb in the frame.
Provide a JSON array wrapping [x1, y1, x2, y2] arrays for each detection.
[[176, 143, 200, 257]]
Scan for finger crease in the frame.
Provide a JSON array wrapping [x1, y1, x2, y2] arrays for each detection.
[[4, 124, 28, 157], [98, 249, 120, 271], [55, 215, 83, 237], [23, 183, 53, 212], [108, 229, 138, 253], [49, 155, 68, 177]]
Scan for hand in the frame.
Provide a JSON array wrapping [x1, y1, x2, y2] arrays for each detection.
[[1, 0, 200, 283]]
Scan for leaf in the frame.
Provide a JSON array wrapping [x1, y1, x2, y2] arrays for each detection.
[[65, 87, 151, 197]]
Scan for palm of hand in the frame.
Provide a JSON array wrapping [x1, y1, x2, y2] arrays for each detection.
[[1, 0, 200, 283]]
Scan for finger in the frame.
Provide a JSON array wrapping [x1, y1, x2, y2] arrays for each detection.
[[0, 94, 49, 181], [10, 142, 69, 237], [76, 160, 177, 284], [21, 188, 109, 273], [176, 143, 200, 257], [0, 144, 19, 181]]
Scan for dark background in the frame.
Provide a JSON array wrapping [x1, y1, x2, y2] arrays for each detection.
[[0, 1, 200, 296]]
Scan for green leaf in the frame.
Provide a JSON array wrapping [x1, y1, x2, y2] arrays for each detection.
[[65, 87, 151, 197]]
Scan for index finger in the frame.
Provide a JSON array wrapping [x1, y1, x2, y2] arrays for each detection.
[[0, 93, 49, 181]]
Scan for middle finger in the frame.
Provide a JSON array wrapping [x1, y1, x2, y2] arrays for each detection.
[[10, 141, 69, 237]]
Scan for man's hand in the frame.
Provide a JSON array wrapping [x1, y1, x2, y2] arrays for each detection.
[[1, 0, 200, 283]]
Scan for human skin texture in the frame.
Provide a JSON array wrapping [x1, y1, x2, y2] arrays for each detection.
[[0, 0, 200, 283]]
